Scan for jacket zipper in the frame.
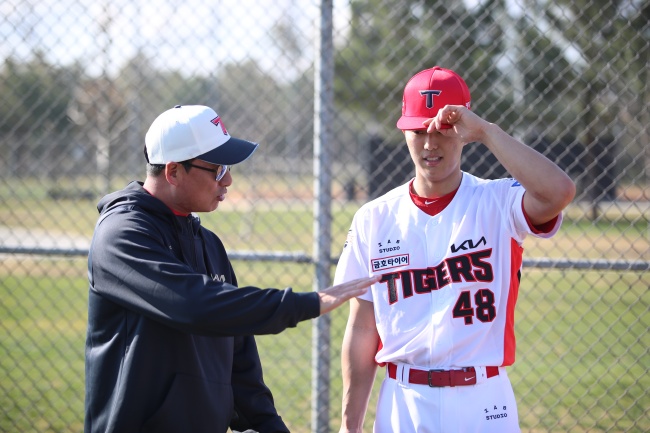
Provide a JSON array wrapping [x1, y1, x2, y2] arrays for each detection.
[[188, 217, 198, 268]]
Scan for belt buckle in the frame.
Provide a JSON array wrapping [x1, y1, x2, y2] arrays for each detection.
[[427, 369, 444, 387]]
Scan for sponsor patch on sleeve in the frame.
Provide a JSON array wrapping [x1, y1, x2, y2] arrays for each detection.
[[371, 254, 409, 271]]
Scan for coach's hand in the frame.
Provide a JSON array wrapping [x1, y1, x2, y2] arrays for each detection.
[[318, 276, 380, 315]]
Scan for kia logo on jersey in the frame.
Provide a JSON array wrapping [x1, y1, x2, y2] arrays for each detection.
[[451, 236, 487, 253]]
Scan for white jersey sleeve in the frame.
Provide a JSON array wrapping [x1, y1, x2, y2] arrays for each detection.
[[506, 178, 563, 240], [333, 194, 380, 302]]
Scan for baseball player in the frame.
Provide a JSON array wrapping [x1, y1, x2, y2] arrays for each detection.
[[334, 67, 575, 432]]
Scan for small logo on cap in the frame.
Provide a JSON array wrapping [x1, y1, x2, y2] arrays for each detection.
[[211, 116, 228, 136], [419, 90, 442, 108]]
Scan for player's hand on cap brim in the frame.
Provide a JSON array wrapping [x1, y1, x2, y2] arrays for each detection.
[[425, 104, 488, 144], [425, 104, 466, 132]]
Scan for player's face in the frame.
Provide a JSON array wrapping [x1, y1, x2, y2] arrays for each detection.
[[404, 129, 464, 194], [175, 160, 233, 213]]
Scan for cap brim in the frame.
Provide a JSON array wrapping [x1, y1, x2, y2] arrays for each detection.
[[396, 117, 453, 130], [195, 137, 259, 165]]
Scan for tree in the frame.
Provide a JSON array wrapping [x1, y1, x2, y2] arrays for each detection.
[[532, 0, 650, 210], [0, 51, 82, 177]]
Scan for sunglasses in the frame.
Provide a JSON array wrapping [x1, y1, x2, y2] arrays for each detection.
[[184, 162, 230, 181]]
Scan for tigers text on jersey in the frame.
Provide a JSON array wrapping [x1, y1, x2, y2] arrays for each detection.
[[333, 172, 562, 369]]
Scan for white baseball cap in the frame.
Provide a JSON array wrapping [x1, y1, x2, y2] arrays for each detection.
[[144, 105, 259, 165]]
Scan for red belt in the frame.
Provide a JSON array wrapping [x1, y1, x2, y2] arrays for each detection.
[[387, 362, 499, 387]]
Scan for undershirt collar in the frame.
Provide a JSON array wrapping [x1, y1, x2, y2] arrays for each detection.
[[409, 179, 459, 216]]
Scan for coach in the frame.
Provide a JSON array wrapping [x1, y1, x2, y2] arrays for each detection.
[[84, 105, 377, 433]]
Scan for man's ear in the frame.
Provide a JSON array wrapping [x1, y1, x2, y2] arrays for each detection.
[[165, 162, 181, 185]]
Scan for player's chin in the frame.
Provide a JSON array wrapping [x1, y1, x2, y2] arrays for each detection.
[[420, 162, 442, 174]]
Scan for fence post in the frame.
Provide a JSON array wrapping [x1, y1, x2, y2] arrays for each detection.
[[312, 1, 334, 432]]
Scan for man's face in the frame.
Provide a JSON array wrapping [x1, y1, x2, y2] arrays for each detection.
[[173, 160, 233, 214], [404, 128, 465, 188]]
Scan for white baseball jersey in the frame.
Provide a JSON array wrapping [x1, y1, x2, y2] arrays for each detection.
[[334, 172, 562, 369]]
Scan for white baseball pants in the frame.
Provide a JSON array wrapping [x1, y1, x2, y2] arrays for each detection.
[[373, 365, 521, 433]]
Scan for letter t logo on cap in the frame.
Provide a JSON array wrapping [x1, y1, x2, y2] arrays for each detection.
[[419, 90, 442, 109], [210, 116, 228, 135]]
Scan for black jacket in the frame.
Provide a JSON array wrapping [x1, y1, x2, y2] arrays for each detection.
[[85, 181, 320, 433]]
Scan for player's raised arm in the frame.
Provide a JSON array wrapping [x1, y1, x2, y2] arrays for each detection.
[[478, 121, 575, 225], [427, 105, 576, 225]]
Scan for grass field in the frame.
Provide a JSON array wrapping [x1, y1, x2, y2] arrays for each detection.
[[1, 257, 648, 433], [1, 175, 648, 262], [0, 178, 648, 432]]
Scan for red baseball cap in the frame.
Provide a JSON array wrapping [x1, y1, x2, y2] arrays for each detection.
[[396, 66, 471, 130]]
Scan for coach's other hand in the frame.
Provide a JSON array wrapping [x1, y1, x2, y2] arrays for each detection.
[[318, 276, 380, 315]]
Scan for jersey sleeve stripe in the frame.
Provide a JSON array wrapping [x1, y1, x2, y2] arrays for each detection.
[[503, 237, 524, 366]]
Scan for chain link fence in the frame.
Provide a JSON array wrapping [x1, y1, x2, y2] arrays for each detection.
[[1, 0, 648, 432]]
